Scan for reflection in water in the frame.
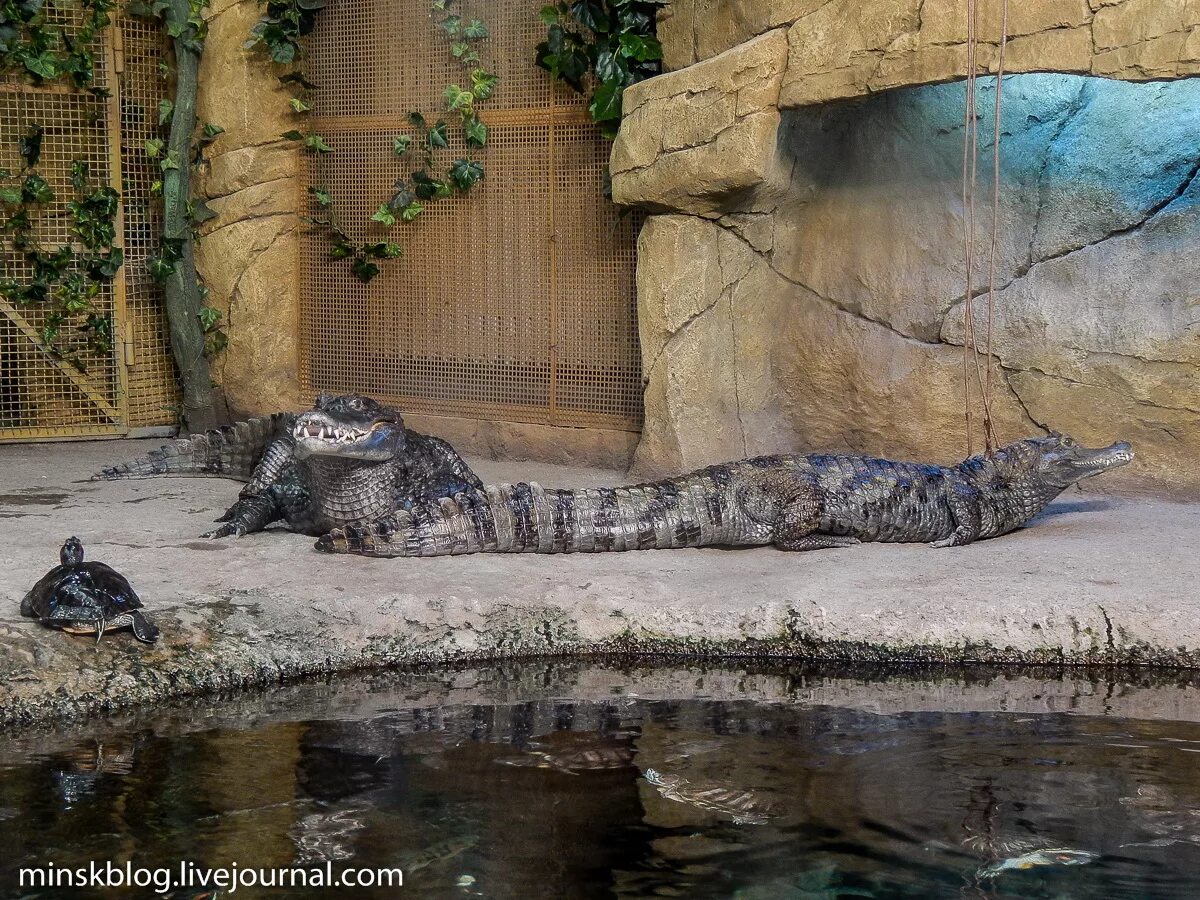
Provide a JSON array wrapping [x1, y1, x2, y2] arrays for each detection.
[[1, 665, 1200, 898]]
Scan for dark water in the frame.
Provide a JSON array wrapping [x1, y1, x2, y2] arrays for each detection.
[[3, 663, 1200, 899]]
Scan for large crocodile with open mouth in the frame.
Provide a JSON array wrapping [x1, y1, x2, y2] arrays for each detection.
[[315, 433, 1132, 557], [94, 393, 482, 538]]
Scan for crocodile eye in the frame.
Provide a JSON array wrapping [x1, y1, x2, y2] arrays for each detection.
[[1062, 436, 1076, 448], [349, 397, 364, 411]]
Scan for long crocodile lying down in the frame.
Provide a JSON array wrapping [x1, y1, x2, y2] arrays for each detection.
[[315, 433, 1132, 557], [94, 393, 482, 537]]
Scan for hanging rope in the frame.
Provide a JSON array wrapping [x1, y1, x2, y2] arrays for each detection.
[[982, 0, 1009, 453], [960, 0, 981, 457], [961, 0, 1007, 456]]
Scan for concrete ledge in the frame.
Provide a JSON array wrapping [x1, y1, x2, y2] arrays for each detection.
[[0, 439, 1196, 727], [7, 660, 1200, 756]]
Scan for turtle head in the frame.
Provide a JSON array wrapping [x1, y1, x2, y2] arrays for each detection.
[[1031, 432, 1134, 488], [60, 536, 84, 565], [292, 393, 406, 463]]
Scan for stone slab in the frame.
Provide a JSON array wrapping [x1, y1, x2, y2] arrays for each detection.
[[0, 439, 1196, 727]]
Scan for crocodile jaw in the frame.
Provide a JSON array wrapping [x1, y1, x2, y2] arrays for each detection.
[[292, 413, 403, 462]]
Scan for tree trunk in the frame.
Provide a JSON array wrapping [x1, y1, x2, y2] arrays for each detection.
[[161, 0, 219, 433]]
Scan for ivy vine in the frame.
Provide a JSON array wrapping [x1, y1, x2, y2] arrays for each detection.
[[0, 0, 117, 91], [129, 0, 226, 356], [0, 139, 122, 368], [255, 0, 497, 283], [536, 0, 663, 138], [0, 1, 123, 368]]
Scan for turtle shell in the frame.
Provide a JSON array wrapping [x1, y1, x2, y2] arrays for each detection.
[[22, 561, 144, 620], [21, 557, 158, 643]]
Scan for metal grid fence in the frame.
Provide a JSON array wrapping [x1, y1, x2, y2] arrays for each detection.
[[0, 12, 177, 441], [117, 15, 180, 429], [300, 0, 643, 431]]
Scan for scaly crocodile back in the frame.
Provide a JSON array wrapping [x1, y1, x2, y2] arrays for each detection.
[[92, 413, 295, 482], [318, 469, 753, 557]]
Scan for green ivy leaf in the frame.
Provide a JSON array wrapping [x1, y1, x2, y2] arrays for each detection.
[[444, 84, 473, 114], [469, 68, 498, 100], [198, 306, 221, 331], [618, 32, 662, 62], [289, 97, 311, 113], [147, 253, 177, 282], [308, 186, 333, 207], [388, 179, 415, 211], [539, 5, 560, 25], [568, 0, 610, 33], [427, 120, 449, 149], [393, 134, 411, 155], [19, 124, 44, 169], [448, 158, 484, 191], [463, 115, 487, 148], [370, 204, 396, 227], [21, 174, 54, 204], [408, 111, 428, 130], [158, 98, 175, 125], [70, 160, 90, 191], [281, 130, 306, 141], [588, 79, 623, 123], [160, 149, 181, 171], [363, 241, 403, 259], [22, 51, 58, 80], [463, 19, 488, 39], [205, 330, 229, 355], [350, 256, 380, 283], [84, 247, 125, 281], [437, 14, 461, 36], [303, 133, 333, 152], [400, 200, 423, 222], [410, 170, 444, 200], [0, 187, 21, 205], [145, 138, 165, 159]]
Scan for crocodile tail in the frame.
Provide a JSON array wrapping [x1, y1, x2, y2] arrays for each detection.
[[92, 413, 294, 482], [316, 472, 737, 557]]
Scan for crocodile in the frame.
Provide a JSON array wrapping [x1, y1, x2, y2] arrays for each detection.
[[94, 393, 482, 538], [314, 433, 1132, 557]]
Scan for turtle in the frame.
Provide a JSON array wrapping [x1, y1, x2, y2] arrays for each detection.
[[20, 537, 160, 643]]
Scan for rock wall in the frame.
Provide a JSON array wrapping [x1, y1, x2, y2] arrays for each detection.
[[620, 1, 1200, 494], [193, 0, 305, 418], [658, 0, 1200, 85]]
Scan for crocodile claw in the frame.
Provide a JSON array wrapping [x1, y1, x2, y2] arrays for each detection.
[[203, 523, 246, 539]]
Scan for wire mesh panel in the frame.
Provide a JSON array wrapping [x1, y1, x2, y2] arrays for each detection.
[[301, 0, 643, 431], [0, 14, 177, 441], [116, 15, 179, 428], [0, 5, 122, 438]]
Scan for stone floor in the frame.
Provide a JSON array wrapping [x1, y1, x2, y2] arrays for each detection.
[[0, 438, 1196, 726]]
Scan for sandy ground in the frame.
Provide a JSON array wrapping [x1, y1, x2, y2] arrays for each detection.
[[0, 438, 1196, 725]]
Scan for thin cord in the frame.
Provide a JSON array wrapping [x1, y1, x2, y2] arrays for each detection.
[[961, 0, 979, 457], [982, 0, 1009, 453]]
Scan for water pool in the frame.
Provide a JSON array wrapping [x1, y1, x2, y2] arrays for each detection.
[[2, 662, 1200, 898]]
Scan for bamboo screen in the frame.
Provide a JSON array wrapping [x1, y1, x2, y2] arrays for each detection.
[[0, 13, 177, 441], [300, 0, 643, 431]]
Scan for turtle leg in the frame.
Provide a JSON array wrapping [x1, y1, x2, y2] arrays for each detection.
[[43, 604, 103, 634], [128, 610, 161, 643]]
